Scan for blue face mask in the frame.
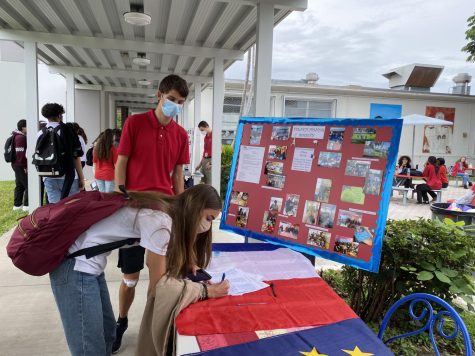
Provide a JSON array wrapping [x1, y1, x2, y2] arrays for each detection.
[[161, 98, 182, 118]]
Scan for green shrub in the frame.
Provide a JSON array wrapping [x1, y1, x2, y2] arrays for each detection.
[[220, 145, 234, 200], [335, 218, 475, 323]]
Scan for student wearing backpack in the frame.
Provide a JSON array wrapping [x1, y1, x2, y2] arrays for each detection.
[[36, 103, 85, 203], [10, 119, 28, 211], [113, 75, 190, 352], [72, 122, 88, 168], [48, 184, 228, 356]]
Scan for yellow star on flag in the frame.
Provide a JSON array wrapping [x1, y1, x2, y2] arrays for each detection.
[[342, 346, 374, 356], [299, 346, 328, 356]]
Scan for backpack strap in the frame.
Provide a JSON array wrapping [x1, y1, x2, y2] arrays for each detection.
[[67, 238, 139, 259]]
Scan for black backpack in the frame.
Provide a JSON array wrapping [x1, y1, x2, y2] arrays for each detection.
[[32, 125, 66, 177], [4, 134, 16, 163], [86, 147, 94, 166]]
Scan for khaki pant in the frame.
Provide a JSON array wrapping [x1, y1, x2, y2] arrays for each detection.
[[199, 157, 212, 184]]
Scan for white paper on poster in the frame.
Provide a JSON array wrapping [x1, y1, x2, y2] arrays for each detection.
[[236, 145, 265, 184], [292, 126, 325, 139], [291, 147, 314, 172]]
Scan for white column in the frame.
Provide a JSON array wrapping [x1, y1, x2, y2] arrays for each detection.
[[253, 1, 274, 116], [109, 97, 115, 128], [100, 90, 106, 132], [65, 73, 75, 122], [24, 41, 40, 210], [193, 83, 202, 173], [211, 59, 224, 194]]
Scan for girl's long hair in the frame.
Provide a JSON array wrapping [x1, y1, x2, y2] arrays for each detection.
[[125, 184, 221, 279], [397, 155, 411, 167], [428, 155, 439, 174], [456, 156, 468, 169], [95, 129, 114, 161], [72, 122, 88, 144]]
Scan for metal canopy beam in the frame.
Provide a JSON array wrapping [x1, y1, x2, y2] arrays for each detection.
[[112, 96, 157, 104], [0, 30, 245, 60], [215, 0, 307, 11], [49, 65, 211, 83]]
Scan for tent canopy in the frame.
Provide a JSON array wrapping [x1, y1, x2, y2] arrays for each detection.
[[399, 114, 454, 126]]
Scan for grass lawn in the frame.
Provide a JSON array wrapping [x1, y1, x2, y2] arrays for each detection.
[[0, 181, 26, 235]]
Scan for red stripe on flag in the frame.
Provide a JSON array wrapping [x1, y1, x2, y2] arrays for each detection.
[[176, 277, 357, 335]]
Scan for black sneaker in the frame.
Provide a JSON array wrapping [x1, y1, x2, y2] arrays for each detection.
[[112, 316, 128, 354]]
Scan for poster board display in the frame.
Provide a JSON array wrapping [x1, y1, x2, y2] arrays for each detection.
[[220, 117, 403, 272]]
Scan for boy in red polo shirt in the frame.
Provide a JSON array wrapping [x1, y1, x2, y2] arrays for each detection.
[[195, 120, 213, 184], [113, 75, 190, 353]]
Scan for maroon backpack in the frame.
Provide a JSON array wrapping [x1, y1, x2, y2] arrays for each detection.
[[7, 190, 136, 276]]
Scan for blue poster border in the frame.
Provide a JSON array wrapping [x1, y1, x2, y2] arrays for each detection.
[[220, 117, 403, 272]]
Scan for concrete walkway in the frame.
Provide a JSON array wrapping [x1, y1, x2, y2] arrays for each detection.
[[0, 184, 469, 355]]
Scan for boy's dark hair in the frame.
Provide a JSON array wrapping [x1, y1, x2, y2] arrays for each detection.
[[437, 157, 445, 165], [17, 119, 26, 131], [198, 121, 209, 128], [159, 75, 189, 98], [41, 103, 65, 120]]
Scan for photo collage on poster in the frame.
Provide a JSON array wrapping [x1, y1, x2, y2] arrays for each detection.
[[227, 123, 392, 262]]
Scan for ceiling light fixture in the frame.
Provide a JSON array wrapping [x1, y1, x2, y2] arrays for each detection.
[[138, 79, 151, 86], [123, 5, 151, 26], [132, 53, 151, 66]]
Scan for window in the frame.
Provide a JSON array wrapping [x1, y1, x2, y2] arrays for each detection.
[[222, 96, 242, 145], [284, 98, 334, 118]]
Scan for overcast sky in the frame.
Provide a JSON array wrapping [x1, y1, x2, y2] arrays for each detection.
[[225, 0, 475, 93]]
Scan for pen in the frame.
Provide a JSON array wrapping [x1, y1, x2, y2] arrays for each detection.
[[270, 282, 277, 297], [221, 273, 226, 283]]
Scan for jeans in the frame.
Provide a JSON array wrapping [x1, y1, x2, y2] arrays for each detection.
[[44, 178, 80, 203], [12, 165, 28, 206], [457, 172, 471, 186], [50, 259, 116, 356], [96, 179, 115, 193], [415, 184, 437, 203]]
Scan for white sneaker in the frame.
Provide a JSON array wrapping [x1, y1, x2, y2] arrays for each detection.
[[22, 206, 29, 212], [12, 206, 22, 211]]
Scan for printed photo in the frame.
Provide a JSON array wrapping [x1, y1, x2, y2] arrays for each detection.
[[317, 203, 337, 228], [351, 128, 376, 144], [315, 178, 332, 202], [250, 125, 263, 145], [337, 210, 363, 228], [230, 191, 249, 206], [317, 151, 342, 168], [266, 173, 286, 189], [230, 190, 240, 205], [334, 236, 359, 257], [264, 161, 284, 175], [271, 126, 291, 140], [327, 127, 345, 151], [364, 169, 383, 195], [341, 185, 365, 205], [363, 141, 391, 159], [261, 211, 277, 234], [236, 207, 249, 228], [302, 200, 320, 225], [269, 197, 283, 212], [353, 226, 375, 246], [278, 221, 300, 239], [307, 229, 331, 249], [345, 160, 371, 177], [283, 194, 300, 217], [268, 145, 288, 160]]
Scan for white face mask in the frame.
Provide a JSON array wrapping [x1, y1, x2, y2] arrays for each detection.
[[197, 218, 211, 233], [200, 130, 207, 136]]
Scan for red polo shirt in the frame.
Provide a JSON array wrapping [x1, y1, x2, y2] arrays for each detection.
[[118, 110, 190, 194], [203, 131, 212, 158]]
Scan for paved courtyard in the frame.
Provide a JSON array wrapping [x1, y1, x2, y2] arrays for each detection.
[[0, 183, 470, 355]]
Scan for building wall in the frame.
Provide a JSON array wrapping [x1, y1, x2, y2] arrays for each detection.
[[75, 89, 101, 180], [198, 85, 475, 169], [0, 62, 26, 180]]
